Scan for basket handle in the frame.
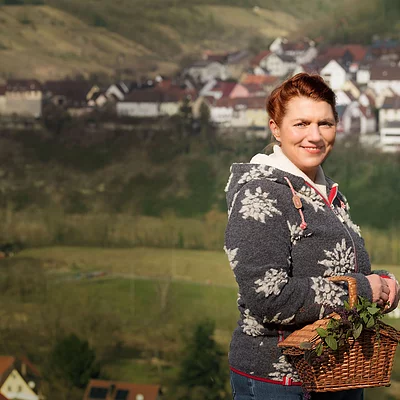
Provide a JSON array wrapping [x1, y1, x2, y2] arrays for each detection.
[[328, 276, 357, 308]]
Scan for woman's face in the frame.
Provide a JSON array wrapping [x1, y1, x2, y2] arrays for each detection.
[[269, 96, 336, 181]]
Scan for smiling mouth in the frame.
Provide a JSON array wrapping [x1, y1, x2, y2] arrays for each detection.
[[301, 146, 324, 153]]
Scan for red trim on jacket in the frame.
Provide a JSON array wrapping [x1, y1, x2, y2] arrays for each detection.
[[230, 366, 303, 386], [328, 184, 338, 206]]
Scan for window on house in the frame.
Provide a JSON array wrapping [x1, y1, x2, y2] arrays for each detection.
[[89, 387, 108, 399], [7, 386, 11, 392], [18, 385, 22, 392], [115, 389, 129, 400]]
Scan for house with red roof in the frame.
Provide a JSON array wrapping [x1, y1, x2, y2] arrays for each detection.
[[317, 44, 369, 69], [368, 65, 400, 97], [269, 37, 318, 65], [0, 356, 42, 400], [250, 50, 272, 73], [203, 95, 267, 133], [199, 79, 249, 100], [83, 379, 161, 400], [258, 53, 297, 77], [239, 74, 280, 92]]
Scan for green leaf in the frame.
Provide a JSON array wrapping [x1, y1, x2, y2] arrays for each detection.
[[316, 328, 328, 338], [353, 324, 363, 339], [315, 343, 323, 356], [366, 316, 375, 328], [367, 306, 379, 315], [325, 336, 337, 350]]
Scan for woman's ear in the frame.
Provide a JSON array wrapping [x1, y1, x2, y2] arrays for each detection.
[[269, 119, 280, 141]]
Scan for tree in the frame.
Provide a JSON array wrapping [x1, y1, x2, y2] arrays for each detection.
[[49, 334, 100, 391], [177, 319, 229, 400]]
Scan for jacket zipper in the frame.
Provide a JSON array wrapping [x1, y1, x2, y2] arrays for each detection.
[[304, 182, 359, 273]]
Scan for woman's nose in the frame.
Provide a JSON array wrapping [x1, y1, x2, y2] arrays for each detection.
[[308, 124, 323, 140]]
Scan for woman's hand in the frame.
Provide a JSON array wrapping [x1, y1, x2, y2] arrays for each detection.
[[382, 277, 400, 313], [366, 274, 391, 307]]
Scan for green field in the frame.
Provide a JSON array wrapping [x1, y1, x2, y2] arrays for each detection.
[[12, 246, 400, 397]]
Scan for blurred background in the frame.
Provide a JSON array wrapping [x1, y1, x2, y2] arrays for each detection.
[[0, 0, 399, 399]]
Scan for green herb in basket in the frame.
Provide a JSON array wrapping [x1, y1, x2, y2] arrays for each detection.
[[313, 297, 386, 358]]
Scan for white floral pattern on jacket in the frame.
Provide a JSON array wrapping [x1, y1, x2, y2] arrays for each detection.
[[238, 165, 274, 184], [239, 187, 282, 223], [255, 269, 288, 297], [298, 185, 326, 212], [224, 246, 239, 270], [268, 356, 300, 382], [311, 276, 346, 306], [242, 309, 264, 337], [318, 238, 355, 276], [337, 207, 362, 236], [287, 221, 312, 245]]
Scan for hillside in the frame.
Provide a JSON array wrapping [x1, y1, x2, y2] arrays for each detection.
[[0, 2, 301, 80], [1, 0, 398, 80]]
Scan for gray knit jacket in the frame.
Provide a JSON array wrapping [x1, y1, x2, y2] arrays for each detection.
[[224, 163, 373, 384]]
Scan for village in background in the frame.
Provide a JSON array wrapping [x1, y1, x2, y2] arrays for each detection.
[[2, 36, 400, 153]]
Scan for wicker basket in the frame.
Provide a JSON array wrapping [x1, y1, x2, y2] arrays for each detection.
[[278, 276, 400, 392]]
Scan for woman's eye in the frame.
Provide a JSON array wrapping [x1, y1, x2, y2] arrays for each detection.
[[295, 122, 306, 127]]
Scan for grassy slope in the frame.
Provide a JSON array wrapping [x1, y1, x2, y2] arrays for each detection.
[[0, 3, 299, 80], [0, 0, 347, 81], [20, 246, 236, 286], [0, 0, 398, 80], [9, 246, 400, 390], [0, 5, 152, 80]]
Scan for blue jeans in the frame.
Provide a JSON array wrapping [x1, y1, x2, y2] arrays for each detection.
[[230, 370, 364, 400]]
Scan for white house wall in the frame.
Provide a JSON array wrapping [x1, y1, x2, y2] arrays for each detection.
[[1, 369, 38, 400], [264, 54, 291, 76], [336, 91, 352, 106], [210, 107, 233, 125], [116, 102, 159, 117], [231, 109, 248, 127], [368, 80, 400, 96], [379, 108, 400, 129], [320, 60, 347, 90], [296, 47, 318, 64], [356, 70, 370, 85], [360, 116, 376, 135], [203, 63, 228, 82], [380, 127, 400, 151], [160, 102, 179, 116], [106, 85, 125, 101]]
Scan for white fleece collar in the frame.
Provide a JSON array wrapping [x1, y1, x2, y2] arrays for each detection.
[[250, 145, 328, 199]]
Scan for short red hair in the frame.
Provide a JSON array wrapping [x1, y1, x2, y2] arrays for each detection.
[[266, 73, 338, 127]]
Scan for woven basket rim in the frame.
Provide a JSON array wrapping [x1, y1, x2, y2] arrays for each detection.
[[279, 318, 399, 350]]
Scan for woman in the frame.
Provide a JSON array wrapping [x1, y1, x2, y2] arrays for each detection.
[[224, 73, 399, 399]]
